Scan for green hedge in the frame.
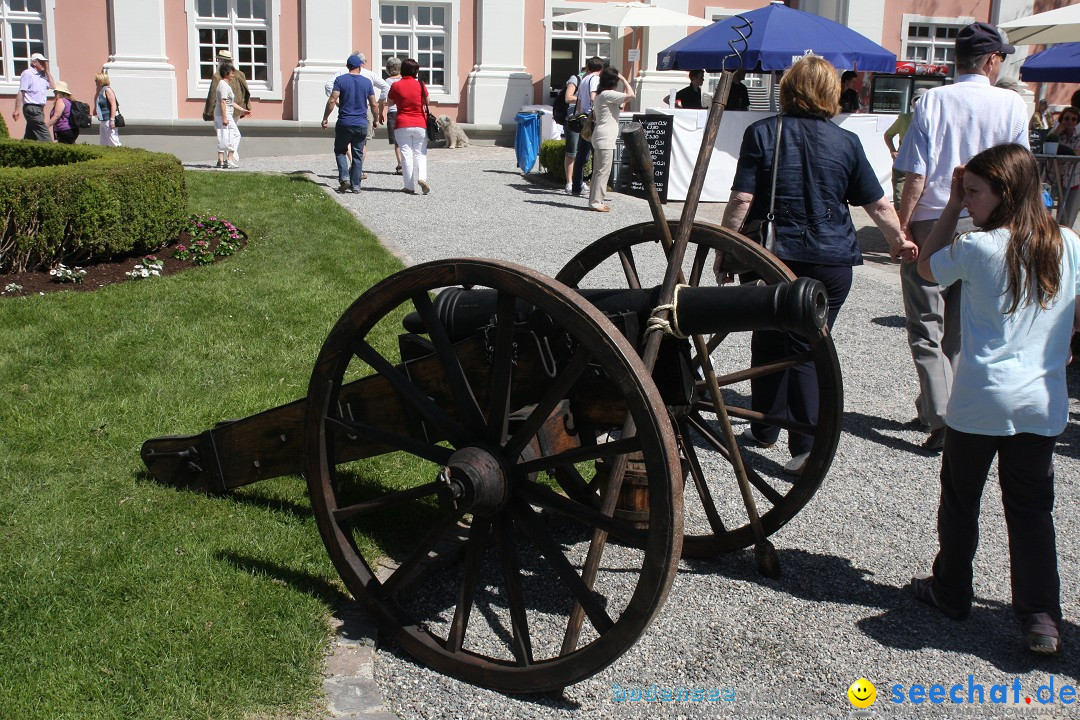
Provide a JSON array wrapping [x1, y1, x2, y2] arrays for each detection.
[[0, 139, 187, 272], [0, 111, 8, 138], [539, 139, 591, 183]]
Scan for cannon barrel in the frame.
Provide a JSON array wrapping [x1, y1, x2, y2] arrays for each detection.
[[404, 277, 827, 341]]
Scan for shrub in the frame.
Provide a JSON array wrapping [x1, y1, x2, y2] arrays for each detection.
[[539, 139, 590, 183], [0, 111, 8, 138], [0, 139, 188, 272]]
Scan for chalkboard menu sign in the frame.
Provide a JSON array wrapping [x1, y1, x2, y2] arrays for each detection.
[[611, 113, 674, 202]]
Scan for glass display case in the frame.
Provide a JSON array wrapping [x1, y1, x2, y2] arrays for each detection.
[[869, 74, 948, 114]]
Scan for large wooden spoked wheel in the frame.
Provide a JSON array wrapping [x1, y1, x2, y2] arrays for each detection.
[[304, 258, 683, 692], [556, 221, 843, 558]]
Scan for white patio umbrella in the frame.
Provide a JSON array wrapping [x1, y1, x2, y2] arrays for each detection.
[[1000, 4, 1080, 46], [553, 2, 711, 77]]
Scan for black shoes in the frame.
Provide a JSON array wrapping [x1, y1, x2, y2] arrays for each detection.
[[923, 427, 945, 451], [909, 574, 970, 620]]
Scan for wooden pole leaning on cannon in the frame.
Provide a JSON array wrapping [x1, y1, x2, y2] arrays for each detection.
[[142, 259, 828, 693]]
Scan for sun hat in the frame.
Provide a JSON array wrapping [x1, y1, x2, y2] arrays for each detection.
[[217, 49, 233, 60], [30, 52, 48, 62], [53, 80, 71, 95]]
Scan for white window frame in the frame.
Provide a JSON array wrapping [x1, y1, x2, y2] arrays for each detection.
[[900, 14, 973, 76], [371, 1, 460, 105], [543, 2, 619, 106], [184, 0, 282, 101], [0, 0, 56, 95]]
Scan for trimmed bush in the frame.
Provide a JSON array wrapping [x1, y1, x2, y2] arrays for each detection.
[[0, 111, 8, 138], [539, 139, 590, 183], [0, 139, 187, 272]]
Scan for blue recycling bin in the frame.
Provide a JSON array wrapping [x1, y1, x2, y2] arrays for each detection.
[[514, 112, 541, 174]]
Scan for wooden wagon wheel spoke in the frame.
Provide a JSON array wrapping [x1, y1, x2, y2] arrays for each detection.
[[704, 350, 816, 387], [381, 510, 465, 595], [305, 259, 681, 692], [494, 513, 534, 666], [618, 246, 642, 289], [503, 346, 593, 458], [515, 481, 642, 544], [546, 462, 600, 509], [411, 292, 488, 437], [351, 338, 469, 448], [684, 411, 785, 506], [515, 436, 641, 477], [326, 416, 453, 466], [676, 419, 727, 537], [510, 498, 615, 635], [332, 482, 441, 526], [445, 516, 491, 653], [556, 221, 841, 557], [485, 290, 519, 445]]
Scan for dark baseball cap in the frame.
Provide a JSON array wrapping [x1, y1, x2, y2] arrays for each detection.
[[956, 22, 1014, 56]]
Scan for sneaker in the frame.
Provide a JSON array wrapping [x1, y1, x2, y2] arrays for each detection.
[[905, 417, 931, 431], [783, 452, 810, 476], [923, 427, 945, 451], [401, 187, 417, 195], [1026, 633, 1062, 656], [395, 165, 403, 175], [338, 180, 351, 193], [214, 160, 224, 169], [418, 179, 431, 195], [564, 183, 572, 194], [741, 427, 775, 449], [347, 188, 361, 194], [909, 573, 970, 620], [227, 159, 240, 169]]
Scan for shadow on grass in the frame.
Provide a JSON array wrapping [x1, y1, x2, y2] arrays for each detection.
[[684, 547, 1078, 680], [218, 550, 350, 606]]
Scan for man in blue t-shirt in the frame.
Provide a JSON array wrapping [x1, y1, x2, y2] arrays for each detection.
[[322, 54, 380, 193]]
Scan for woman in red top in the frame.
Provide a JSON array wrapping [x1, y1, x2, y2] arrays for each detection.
[[386, 58, 430, 194]]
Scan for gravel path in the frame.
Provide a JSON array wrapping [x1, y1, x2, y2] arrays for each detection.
[[229, 145, 1079, 719]]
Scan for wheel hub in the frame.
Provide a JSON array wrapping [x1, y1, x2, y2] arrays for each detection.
[[435, 446, 509, 516]]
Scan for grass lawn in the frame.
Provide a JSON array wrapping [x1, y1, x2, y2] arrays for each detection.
[[0, 170, 404, 720]]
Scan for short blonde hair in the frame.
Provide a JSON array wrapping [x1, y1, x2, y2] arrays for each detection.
[[94, 72, 110, 86], [779, 56, 840, 119]]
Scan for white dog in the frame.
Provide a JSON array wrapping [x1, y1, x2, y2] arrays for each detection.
[[436, 115, 470, 149]]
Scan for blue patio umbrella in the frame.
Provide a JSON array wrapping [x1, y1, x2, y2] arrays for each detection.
[[656, 1, 896, 73], [1020, 42, 1080, 83]]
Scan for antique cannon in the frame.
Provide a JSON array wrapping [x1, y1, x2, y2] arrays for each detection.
[[142, 65, 845, 692]]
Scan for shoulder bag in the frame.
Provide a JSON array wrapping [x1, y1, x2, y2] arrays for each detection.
[[580, 108, 595, 142], [111, 90, 125, 128], [421, 82, 439, 142], [740, 114, 782, 253]]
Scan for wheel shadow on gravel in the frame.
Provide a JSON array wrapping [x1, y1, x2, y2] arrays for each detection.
[[682, 548, 1076, 680], [374, 635, 584, 711]]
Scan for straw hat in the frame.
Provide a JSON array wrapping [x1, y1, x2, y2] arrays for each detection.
[[53, 80, 71, 96], [217, 50, 233, 60]]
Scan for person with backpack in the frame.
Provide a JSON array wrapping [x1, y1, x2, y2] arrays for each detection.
[[45, 81, 77, 144], [555, 70, 579, 194], [570, 56, 606, 197]]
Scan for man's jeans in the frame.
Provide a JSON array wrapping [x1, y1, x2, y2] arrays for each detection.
[[334, 123, 368, 189]]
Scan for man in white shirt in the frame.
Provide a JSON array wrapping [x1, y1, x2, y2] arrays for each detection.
[[12, 52, 54, 141], [894, 22, 1029, 450]]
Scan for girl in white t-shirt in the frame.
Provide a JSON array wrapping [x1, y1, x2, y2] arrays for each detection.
[[910, 143, 1080, 656]]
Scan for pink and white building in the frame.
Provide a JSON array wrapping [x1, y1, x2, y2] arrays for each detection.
[[0, 0, 1068, 147]]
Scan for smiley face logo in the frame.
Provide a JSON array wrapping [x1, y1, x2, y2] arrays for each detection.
[[847, 678, 877, 708]]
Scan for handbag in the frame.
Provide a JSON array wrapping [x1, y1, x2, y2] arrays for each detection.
[[421, 82, 440, 142], [580, 109, 595, 143], [111, 92, 125, 128], [741, 114, 782, 253], [565, 112, 588, 134]]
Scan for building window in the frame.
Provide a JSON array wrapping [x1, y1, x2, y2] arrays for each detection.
[[379, 3, 452, 91], [551, 9, 612, 65], [0, 0, 47, 84], [901, 16, 969, 75], [186, 0, 281, 100]]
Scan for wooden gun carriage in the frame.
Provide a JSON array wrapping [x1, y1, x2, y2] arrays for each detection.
[[142, 71, 845, 693]]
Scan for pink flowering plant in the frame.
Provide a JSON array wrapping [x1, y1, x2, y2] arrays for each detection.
[[173, 214, 244, 265]]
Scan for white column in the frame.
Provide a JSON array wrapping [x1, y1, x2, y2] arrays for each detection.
[[104, 0, 177, 120], [292, 0, 353, 122], [467, 0, 533, 126], [843, 0, 885, 46], [634, 0, 699, 110]]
